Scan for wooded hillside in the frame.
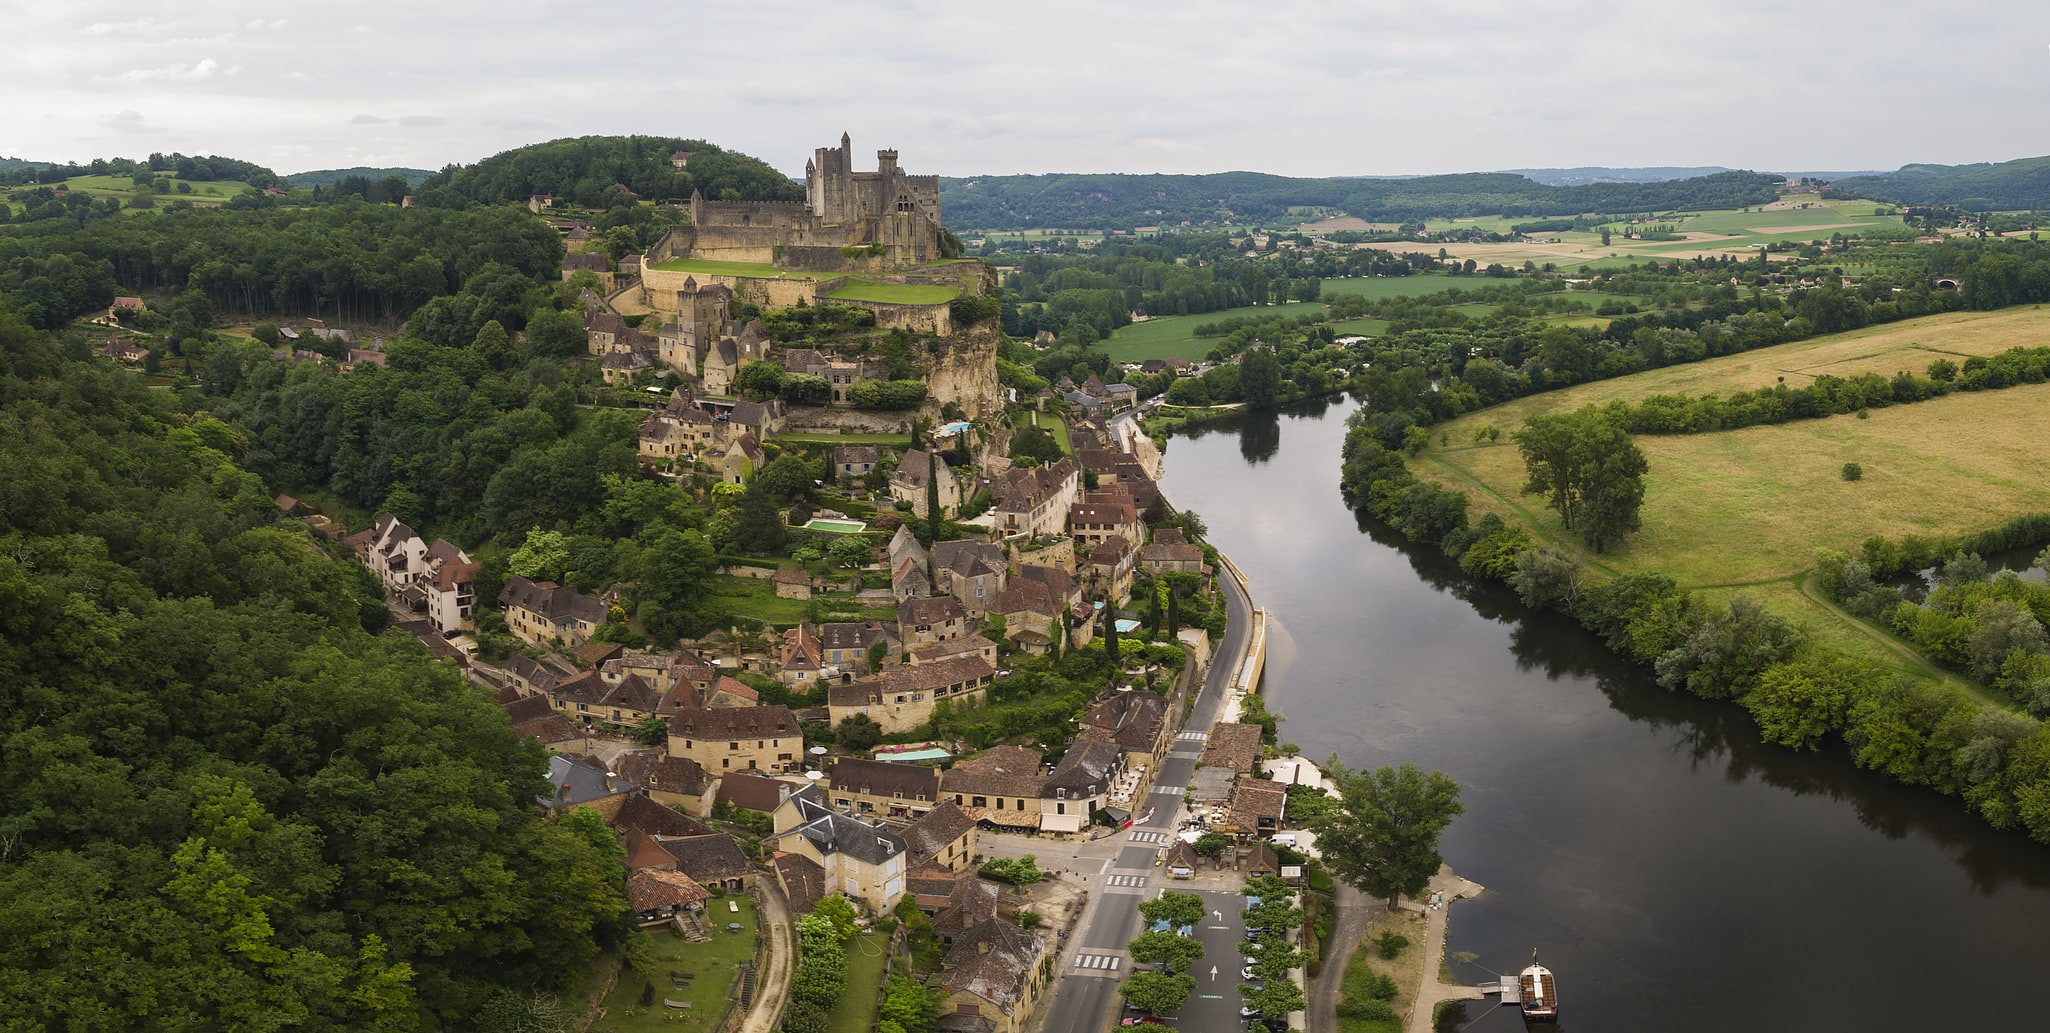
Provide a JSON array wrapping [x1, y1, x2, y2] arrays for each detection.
[[422, 135, 803, 208], [1828, 155, 2050, 212]]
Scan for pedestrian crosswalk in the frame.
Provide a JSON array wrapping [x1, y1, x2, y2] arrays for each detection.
[[1074, 953, 1124, 971], [1152, 786, 1185, 796], [1128, 830, 1168, 844], [1105, 874, 1148, 887], [1176, 730, 1209, 741]]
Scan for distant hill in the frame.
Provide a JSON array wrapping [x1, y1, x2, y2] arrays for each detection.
[[938, 169, 1783, 230], [0, 157, 47, 172], [1826, 155, 2050, 211], [284, 166, 434, 189], [421, 135, 802, 208], [1500, 166, 1732, 186]]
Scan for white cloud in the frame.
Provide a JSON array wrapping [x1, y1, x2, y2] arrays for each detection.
[[245, 18, 288, 30], [85, 16, 163, 34], [101, 56, 220, 82]]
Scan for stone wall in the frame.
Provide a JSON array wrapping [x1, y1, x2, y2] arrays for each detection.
[[777, 408, 917, 435]]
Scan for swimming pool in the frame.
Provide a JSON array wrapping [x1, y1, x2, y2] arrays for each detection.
[[802, 518, 867, 534]]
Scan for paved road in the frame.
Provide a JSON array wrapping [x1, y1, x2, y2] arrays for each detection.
[[1307, 883, 1370, 1033], [1034, 566, 1254, 1033]]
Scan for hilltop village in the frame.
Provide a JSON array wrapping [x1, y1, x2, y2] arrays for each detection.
[[251, 136, 1326, 1033]]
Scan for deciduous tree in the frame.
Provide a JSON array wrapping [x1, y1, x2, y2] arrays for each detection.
[[1309, 759, 1464, 909]]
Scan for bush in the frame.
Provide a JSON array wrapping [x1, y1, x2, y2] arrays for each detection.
[[1373, 931, 1409, 960], [1841, 462, 1863, 481]]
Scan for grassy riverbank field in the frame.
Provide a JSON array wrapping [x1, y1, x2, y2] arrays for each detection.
[[1418, 307, 2050, 681]]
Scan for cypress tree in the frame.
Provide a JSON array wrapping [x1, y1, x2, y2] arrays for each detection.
[[921, 451, 941, 548]]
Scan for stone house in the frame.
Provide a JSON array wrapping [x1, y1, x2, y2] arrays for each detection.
[[720, 432, 764, 484], [889, 525, 933, 603], [1086, 537, 1135, 605], [935, 918, 1051, 1033], [832, 444, 883, 481], [1200, 722, 1265, 776], [1165, 838, 1199, 879], [772, 567, 813, 600], [898, 595, 968, 653], [1039, 739, 1124, 834], [638, 404, 722, 466], [627, 868, 712, 924], [717, 771, 798, 815], [1140, 527, 1204, 575], [1077, 690, 1173, 775], [1223, 780, 1287, 841], [561, 252, 614, 293], [939, 745, 1046, 832], [659, 832, 757, 892], [666, 705, 803, 774], [931, 540, 1007, 619], [907, 633, 998, 669], [540, 754, 637, 818], [776, 624, 826, 687], [901, 800, 979, 872], [826, 655, 994, 735], [890, 449, 967, 519], [993, 578, 1060, 654], [991, 458, 1078, 540], [615, 750, 718, 816], [828, 757, 941, 822], [1068, 500, 1139, 550], [773, 784, 908, 913], [497, 575, 608, 649], [818, 620, 899, 670], [546, 669, 664, 731]]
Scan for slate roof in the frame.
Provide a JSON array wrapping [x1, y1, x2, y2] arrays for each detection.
[[1044, 739, 1122, 796], [819, 621, 895, 654], [668, 705, 799, 740], [901, 801, 977, 868], [612, 794, 717, 839], [941, 746, 1047, 799], [791, 809, 907, 866], [830, 757, 940, 802], [659, 833, 755, 883], [497, 576, 608, 627], [939, 918, 1044, 1009], [1200, 722, 1264, 775], [541, 754, 635, 809]]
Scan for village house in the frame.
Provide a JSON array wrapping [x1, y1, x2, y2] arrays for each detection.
[[930, 876, 1003, 946], [826, 655, 995, 735], [902, 800, 979, 872], [891, 449, 968, 519], [626, 868, 712, 925], [772, 567, 813, 601], [776, 624, 827, 687], [818, 620, 900, 670], [666, 705, 803, 773], [1086, 537, 1136, 605], [993, 577, 1062, 654], [545, 669, 665, 731], [930, 540, 1007, 619], [832, 444, 883, 481], [540, 754, 638, 818], [889, 525, 934, 602], [898, 595, 968, 653], [1165, 838, 1200, 879], [354, 514, 480, 634], [1039, 739, 1125, 835], [935, 917, 1052, 1033], [1221, 779, 1287, 841], [991, 458, 1079, 540], [1077, 690, 1174, 775], [1068, 500, 1140, 550], [1200, 722, 1265, 776], [638, 404, 722, 466], [615, 750, 718, 816], [717, 771, 798, 816], [828, 756, 941, 822], [93, 338, 150, 364], [939, 745, 1046, 833], [658, 832, 758, 892], [497, 575, 608, 649], [906, 633, 998, 669], [774, 853, 828, 916], [772, 784, 908, 912], [720, 432, 765, 484], [1140, 527, 1205, 575], [561, 252, 614, 293]]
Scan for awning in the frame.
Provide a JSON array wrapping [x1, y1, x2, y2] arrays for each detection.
[[1040, 812, 1087, 833], [1103, 807, 1131, 826]]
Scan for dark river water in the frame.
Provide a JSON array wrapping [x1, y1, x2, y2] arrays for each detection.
[[1156, 395, 2050, 1032]]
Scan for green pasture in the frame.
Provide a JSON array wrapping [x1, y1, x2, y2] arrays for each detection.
[[1318, 273, 1453, 300], [41, 174, 253, 202], [1105, 301, 1328, 363], [1012, 408, 1072, 454], [826, 933, 891, 1033], [826, 279, 959, 305], [592, 898, 758, 1033], [1327, 318, 1390, 337], [1423, 215, 1525, 234], [650, 257, 805, 279]]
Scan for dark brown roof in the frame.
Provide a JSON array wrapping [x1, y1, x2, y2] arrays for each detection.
[[881, 655, 994, 695], [669, 705, 799, 740], [830, 757, 939, 802], [941, 746, 1046, 799], [939, 918, 1044, 1008], [497, 575, 608, 627], [511, 715, 582, 744], [503, 694, 555, 724], [1089, 538, 1132, 566], [932, 877, 1001, 936], [628, 868, 711, 912], [901, 801, 976, 868], [773, 852, 827, 916], [616, 750, 716, 797], [660, 833, 755, 882], [898, 595, 965, 628], [1231, 780, 1287, 821], [716, 771, 794, 813], [1077, 691, 1170, 752], [612, 794, 717, 839], [1244, 841, 1280, 875], [1165, 838, 1200, 871], [563, 252, 610, 272], [1200, 722, 1264, 774]]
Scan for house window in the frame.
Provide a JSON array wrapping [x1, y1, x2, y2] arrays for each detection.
[[972, 796, 987, 808], [729, 742, 739, 750], [1057, 802, 1066, 815], [994, 799, 1003, 810], [577, 703, 589, 713]]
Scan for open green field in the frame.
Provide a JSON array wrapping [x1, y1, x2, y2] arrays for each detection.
[[1318, 273, 1454, 301], [1417, 307, 2050, 685], [826, 933, 890, 1033], [708, 574, 894, 627], [650, 257, 807, 279], [775, 433, 913, 447], [1105, 301, 1328, 363], [36, 174, 254, 203], [1013, 408, 1072, 453], [593, 898, 758, 1033], [1328, 318, 1391, 337], [826, 279, 958, 304]]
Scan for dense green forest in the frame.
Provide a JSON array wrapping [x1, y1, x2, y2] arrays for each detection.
[[284, 167, 437, 190], [0, 202, 563, 328], [1829, 155, 2050, 212], [0, 304, 631, 1031], [0, 152, 279, 189], [940, 170, 1782, 229], [422, 135, 802, 209]]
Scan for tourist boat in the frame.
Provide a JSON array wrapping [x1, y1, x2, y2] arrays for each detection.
[[1518, 950, 1559, 1022]]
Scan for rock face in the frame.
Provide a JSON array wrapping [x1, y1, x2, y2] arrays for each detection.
[[925, 318, 1003, 419]]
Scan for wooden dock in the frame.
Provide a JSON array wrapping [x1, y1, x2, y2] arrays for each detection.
[[1480, 979, 1521, 1005]]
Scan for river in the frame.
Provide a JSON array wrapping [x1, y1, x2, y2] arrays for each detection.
[[1156, 395, 2050, 1031]]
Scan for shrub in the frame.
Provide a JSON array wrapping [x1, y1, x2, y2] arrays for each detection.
[[1841, 462, 1863, 481], [1373, 931, 1409, 960]]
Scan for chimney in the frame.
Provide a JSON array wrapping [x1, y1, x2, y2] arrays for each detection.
[[557, 782, 573, 801], [605, 771, 618, 792], [977, 940, 990, 955]]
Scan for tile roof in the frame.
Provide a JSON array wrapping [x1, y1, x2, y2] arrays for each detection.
[[669, 704, 799, 740], [716, 772, 795, 813], [615, 750, 716, 798], [830, 757, 940, 802], [612, 794, 717, 839], [941, 745, 1047, 800], [773, 852, 827, 916], [939, 918, 1044, 1008], [628, 868, 712, 912], [659, 833, 756, 883], [1077, 690, 1170, 752], [901, 801, 976, 868], [899, 595, 966, 627], [1200, 722, 1264, 774]]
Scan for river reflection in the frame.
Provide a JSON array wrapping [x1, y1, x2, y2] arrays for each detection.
[[1158, 394, 2050, 1031]]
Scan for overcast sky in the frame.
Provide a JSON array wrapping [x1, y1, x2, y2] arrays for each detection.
[[7, 0, 2049, 179]]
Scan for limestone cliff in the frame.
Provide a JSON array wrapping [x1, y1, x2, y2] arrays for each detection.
[[924, 317, 1003, 419]]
